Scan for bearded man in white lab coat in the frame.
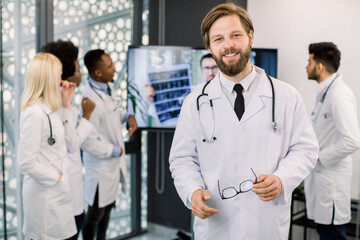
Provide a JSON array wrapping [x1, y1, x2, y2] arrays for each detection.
[[304, 42, 360, 240], [169, 3, 319, 240], [80, 49, 138, 240]]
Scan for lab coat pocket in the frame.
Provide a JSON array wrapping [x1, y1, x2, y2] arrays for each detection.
[[51, 173, 71, 206], [208, 204, 247, 240], [46, 174, 75, 238], [267, 125, 286, 163]]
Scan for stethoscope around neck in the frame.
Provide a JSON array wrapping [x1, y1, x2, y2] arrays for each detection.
[[88, 78, 119, 112], [88, 78, 107, 100], [312, 74, 338, 123], [197, 73, 277, 143]]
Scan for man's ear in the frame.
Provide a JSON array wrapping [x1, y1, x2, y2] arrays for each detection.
[[316, 62, 323, 73], [95, 69, 102, 77], [208, 48, 213, 54], [249, 30, 254, 47]]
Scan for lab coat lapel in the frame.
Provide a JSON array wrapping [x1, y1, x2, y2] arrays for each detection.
[[239, 71, 272, 124], [207, 74, 244, 125], [207, 73, 222, 101]]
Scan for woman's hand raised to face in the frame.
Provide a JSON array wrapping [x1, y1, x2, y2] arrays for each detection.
[[61, 80, 76, 109]]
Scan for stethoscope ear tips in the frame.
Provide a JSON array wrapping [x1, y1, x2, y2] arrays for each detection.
[[213, 137, 216, 140], [48, 137, 56, 146], [202, 139, 206, 142]]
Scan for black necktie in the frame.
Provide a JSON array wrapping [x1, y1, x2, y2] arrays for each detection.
[[234, 84, 245, 121], [107, 84, 112, 96]]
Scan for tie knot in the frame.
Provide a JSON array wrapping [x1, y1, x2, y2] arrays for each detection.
[[233, 84, 244, 94]]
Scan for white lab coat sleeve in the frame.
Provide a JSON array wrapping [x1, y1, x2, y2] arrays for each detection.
[[273, 91, 319, 205], [17, 110, 59, 187], [62, 107, 78, 153], [318, 88, 360, 167], [81, 130, 114, 158], [76, 117, 95, 143], [169, 96, 206, 209], [80, 106, 114, 159], [67, 114, 95, 153]]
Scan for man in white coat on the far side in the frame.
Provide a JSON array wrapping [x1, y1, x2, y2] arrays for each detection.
[[305, 42, 360, 240]]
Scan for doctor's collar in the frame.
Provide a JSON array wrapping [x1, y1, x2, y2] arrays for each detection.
[[219, 66, 256, 94], [88, 76, 109, 94], [316, 72, 338, 96]]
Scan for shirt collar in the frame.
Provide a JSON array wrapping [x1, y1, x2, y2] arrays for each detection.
[[219, 66, 256, 93], [88, 76, 109, 94], [316, 72, 338, 96]]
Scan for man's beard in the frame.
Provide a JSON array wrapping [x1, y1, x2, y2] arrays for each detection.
[[307, 68, 320, 81], [213, 45, 251, 77]]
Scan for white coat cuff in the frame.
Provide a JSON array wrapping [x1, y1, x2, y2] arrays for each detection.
[[186, 186, 204, 209], [77, 118, 95, 140], [272, 174, 289, 205]]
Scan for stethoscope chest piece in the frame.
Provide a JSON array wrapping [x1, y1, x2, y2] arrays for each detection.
[[46, 113, 56, 146], [48, 137, 56, 146]]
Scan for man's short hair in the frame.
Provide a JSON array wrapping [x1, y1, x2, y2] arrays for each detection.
[[309, 42, 341, 73], [201, 3, 254, 49], [200, 53, 214, 67], [41, 40, 78, 80], [84, 49, 105, 75]]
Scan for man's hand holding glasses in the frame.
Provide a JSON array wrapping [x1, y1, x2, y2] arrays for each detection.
[[191, 170, 283, 220], [252, 175, 283, 201]]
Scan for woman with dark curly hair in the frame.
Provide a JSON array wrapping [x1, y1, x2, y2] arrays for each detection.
[[41, 40, 96, 240]]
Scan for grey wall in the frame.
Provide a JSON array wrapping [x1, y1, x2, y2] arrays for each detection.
[[148, 0, 247, 47]]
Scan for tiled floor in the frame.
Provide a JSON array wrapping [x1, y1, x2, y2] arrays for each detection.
[[126, 232, 173, 240], [126, 223, 190, 240]]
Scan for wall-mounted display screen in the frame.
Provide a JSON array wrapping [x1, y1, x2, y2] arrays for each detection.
[[127, 45, 277, 129]]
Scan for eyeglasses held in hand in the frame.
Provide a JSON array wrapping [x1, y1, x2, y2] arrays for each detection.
[[218, 168, 257, 200]]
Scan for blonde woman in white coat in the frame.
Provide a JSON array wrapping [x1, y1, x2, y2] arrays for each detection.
[[17, 53, 77, 239]]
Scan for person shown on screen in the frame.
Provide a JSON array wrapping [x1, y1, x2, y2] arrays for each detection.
[[17, 53, 77, 239], [200, 53, 218, 81], [304, 42, 360, 240], [168, 3, 319, 239], [41, 39, 97, 240], [80, 49, 137, 240]]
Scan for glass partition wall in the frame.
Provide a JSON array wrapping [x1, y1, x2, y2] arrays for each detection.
[[1, 0, 148, 239], [1, 1, 37, 239]]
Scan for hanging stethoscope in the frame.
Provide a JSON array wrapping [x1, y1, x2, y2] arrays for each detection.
[[197, 73, 277, 143], [311, 74, 338, 124], [88, 78, 119, 112], [46, 113, 56, 146]]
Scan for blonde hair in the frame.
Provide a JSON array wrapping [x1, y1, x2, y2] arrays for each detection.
[[20, 53, 62, 111], [201, 3, 254, 49]]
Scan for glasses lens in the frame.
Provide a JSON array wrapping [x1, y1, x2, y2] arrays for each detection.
[[240, 180, 253, 192], [222, 188, 237, 199]]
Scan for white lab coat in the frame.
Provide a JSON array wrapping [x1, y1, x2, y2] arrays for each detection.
[[169, 67, 319, 240], [304, 73, 360, 225], [81, 82, 127, 208], [66, 107, 94, 215], [17, 100, 77, 240]]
